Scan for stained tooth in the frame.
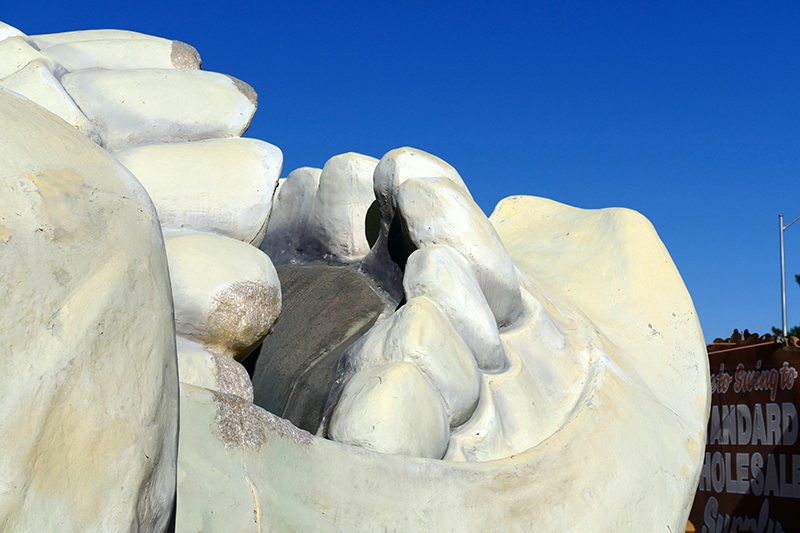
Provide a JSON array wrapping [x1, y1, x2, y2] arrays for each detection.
[[260, 167, 321, 264], [0, 59, 101, 143], [335, 296, 480, 428], [176, 337, 254, 402], [164, 233, 281, 361], [403, 246, 506, 372], [305, 153, 378, 262], [60, 69, 257, 150], [329, 361, 450, 458], [397, 177, 523, 326], [113, 139, 282, 245], [0, 36, 67, 79], [38, 37, 202, 71]]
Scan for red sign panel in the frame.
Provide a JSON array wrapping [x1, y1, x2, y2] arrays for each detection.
[[689, 340, 800, 533]]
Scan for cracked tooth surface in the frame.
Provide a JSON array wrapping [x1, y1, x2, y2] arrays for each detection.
[[397, 177, 523, 326], [61, 68, 257, 150], [165, 233, 281, 361], [329, 361, 450, 458], [403, 245, 507, 373], [114, 138, 282, 245]]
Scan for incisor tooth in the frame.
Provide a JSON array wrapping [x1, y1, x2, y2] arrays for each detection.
[[397, 177, 523, 327]]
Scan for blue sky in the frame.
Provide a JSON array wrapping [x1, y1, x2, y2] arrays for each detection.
[[5, 1, 799, 342]]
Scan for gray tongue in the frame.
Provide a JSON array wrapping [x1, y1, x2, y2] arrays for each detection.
[[248, 264, 391, 433]]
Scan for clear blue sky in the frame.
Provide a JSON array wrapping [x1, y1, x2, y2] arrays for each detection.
[[5, 1, 799, 342]]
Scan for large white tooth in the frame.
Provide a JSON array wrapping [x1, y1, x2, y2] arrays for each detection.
[[363, 147, 472, 295], [0, 36, 67, 79], [397, 177, 523, 326], [305, 153, 378, 263], [113, 139, 282, 245], [0, 87, 177, 532], [372, 146, 472, 215], [260, 167, 321, 264], [165, 233, 281, 361], [0, 21, 26, 43], [60, 69, 257, 150], [329, 361, 450, 458], [334, 296, 480, 428], [0, 59, 101, 144], [30, 29, 153, 48], [40, 38, 201, 71], [403, 245, 506, 372]]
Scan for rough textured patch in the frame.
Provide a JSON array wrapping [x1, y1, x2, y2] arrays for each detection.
[[171, 40, 201, 69], [250, 264, 389, 433], [205, 281, 281, 359]]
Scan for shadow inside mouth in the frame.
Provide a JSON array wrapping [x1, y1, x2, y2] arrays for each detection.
[[248, 264, 392, 433]]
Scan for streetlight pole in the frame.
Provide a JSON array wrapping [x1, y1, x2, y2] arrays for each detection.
[[780, 214, 800, 337]]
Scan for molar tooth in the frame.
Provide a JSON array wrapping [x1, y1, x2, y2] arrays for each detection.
[[335, 296, 481, 428], [329, 361, 450, 459], [363, 147, 471, 295], [397, 177, 523, 326], [165, 233, 281, 361], [0, 36, 67, 79], [60, 69, 257, 150], [305, 153, 378, 263], [39, 37, 202, 71], [260, 167, 321, 264], [403, 246, 507, 372], [0, 59, 101, 143], [30, 29, 154, 49], [0, 21, 26, 43], [113, 138, 282, 245]]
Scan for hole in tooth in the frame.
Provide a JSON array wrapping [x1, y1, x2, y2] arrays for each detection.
[[386, 211, 416, 272], [364, 200, 380, 249]]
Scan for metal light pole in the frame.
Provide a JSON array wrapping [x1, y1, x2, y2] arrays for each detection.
[[780, 214, 800, 337]]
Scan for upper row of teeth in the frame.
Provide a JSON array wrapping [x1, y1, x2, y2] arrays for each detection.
[[0, 21, 537, 462]]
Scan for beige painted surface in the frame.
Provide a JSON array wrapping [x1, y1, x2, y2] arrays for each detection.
[[0, 87, 177, 532], [114, 138, 282, 245]]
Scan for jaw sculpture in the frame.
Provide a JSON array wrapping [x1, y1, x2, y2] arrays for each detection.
[[0, 21, 710, 533]]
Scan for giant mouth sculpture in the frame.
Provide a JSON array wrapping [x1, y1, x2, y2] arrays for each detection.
[[0, 21, 710, 532]]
